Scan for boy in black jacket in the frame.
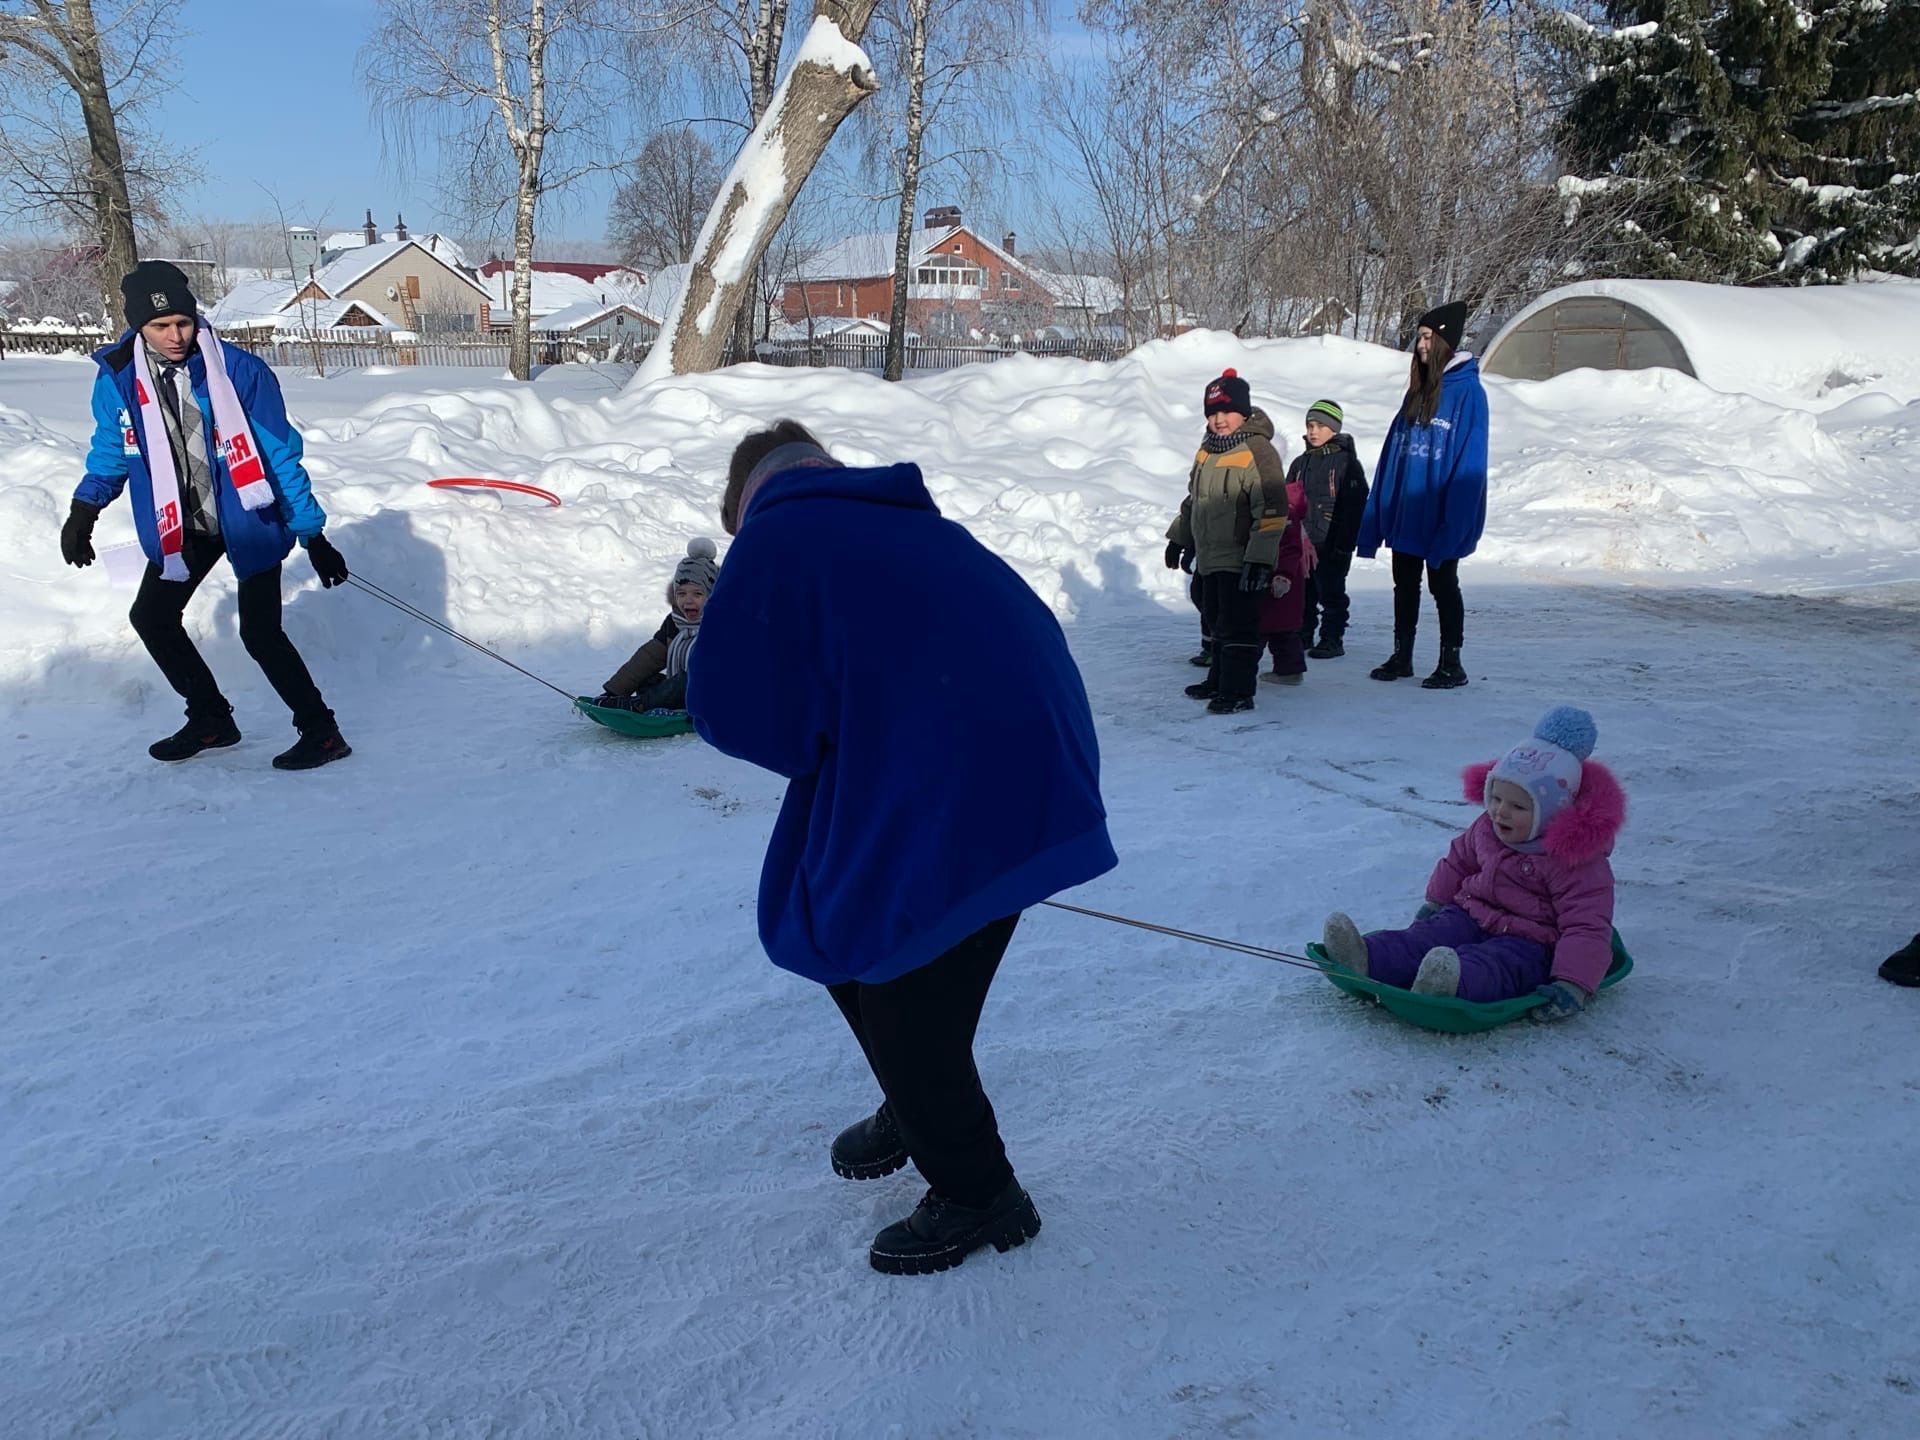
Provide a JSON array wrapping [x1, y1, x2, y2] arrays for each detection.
[[1291, 400, 1369, 658]]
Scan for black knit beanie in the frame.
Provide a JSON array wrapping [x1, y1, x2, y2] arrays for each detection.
[[1415, 301, 1470, 351], [1204, 368, 1252, 417], [120, 260, 198, 331]]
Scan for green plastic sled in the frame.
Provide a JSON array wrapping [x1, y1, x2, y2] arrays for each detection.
[[574, 696, 697, 738], [1307, 930, 1634, 1034]]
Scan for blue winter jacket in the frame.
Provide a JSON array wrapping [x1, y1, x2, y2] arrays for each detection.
[[74, 332, 327, 580], [687, 459, 1118, 986], [1356, 355, 1489, 563]]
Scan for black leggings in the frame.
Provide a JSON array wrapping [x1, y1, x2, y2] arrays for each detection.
[[827, 915, 1021, 1208], [1391, 552, 1464, 649]]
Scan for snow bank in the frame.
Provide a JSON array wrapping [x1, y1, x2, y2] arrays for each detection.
[[4, 332, 1919, 693]]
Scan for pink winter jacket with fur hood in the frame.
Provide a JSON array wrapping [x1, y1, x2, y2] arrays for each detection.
[[1425, 759, 1627, 993]]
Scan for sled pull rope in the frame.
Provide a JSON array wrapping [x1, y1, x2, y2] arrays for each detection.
[[1040, 900, 1327, 975], [345, 574, 577, 702]]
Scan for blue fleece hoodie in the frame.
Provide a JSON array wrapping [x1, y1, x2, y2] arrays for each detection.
[[687, 458, 1117, 986], [74, 332, 327, 581], [1356, 354, 1489, 563]]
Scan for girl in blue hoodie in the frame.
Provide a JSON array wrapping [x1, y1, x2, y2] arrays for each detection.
[[1356, 300, 1489, 690]]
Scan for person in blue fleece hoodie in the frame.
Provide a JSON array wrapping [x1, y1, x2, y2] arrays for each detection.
[[688, 419, 1118, 1277], [1356, 299, 1489, 691]]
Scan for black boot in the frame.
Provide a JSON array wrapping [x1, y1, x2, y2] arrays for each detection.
[[1370, 639, 1414, 681], [1188, 648, 1213, 669], [869, 1178, 1042, 1275], [830, 1102, 909, 1180], [1308, 632, 1345, 660], [1184, 680, 1218, 700], [148, 710, 241, 762], [1207, 694, 1255, 714], [1882, 934, 1920, 987], [1421, 647, 1469, 690], [272, 720, 353, 771]]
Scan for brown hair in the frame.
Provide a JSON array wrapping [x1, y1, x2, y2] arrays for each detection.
[[1402, 333, 1454, 427], [722, 418, 823, 534]]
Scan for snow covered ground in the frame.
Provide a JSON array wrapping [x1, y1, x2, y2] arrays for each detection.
[[2, 339, 1917, 1438]]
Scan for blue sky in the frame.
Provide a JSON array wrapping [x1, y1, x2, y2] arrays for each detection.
[[144, 0, 1093, 250]]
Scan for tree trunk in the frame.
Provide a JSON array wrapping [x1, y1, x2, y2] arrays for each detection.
[[731, 0, 791, 362], [883, 0, 928, 383], [510, 154, 540, 379], [635, 0, 881, 383]]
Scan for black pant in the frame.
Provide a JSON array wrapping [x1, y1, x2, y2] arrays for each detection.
[[1391, 551, 1464, 649], [1200, 571, 1261, 699], [828, 914, 1019, 1208], [128, 532, 331, 730], [601, 672, 688, 712], [1299, 546, 1354, 641], [1189, 571, 1209, 648]]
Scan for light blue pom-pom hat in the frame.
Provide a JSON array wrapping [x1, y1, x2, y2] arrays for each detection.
[[1486, 705, 1597, 843]]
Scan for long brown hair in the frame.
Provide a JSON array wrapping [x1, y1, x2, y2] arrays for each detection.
[[1402, 333, 1454, 427]]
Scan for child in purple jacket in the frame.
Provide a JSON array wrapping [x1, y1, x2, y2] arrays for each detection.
[[1322, 706, 1626, 1023]]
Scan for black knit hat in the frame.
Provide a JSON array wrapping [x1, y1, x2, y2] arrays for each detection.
[[1204, 368, 1252, 417], [1415, 301, 1470, 351], [120, 260, 198, 331]]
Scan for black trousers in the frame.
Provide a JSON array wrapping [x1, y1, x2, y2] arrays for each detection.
[[1189, 571, 1209, 647], [1200, 571, 1262, 699], [1391, 551, 1464, 649], [828, 914, 1020, 1208], [128, 533, 331, 731], [1299, 546, 1354, 641]]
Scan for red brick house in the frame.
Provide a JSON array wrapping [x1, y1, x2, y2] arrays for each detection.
[[784, 207, 1055, 339]]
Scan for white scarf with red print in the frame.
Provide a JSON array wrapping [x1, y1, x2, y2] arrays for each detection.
[[131, 318, 274, 580]]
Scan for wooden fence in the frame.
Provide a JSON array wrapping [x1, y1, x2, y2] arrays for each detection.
[[4, 326, 1140, 373]]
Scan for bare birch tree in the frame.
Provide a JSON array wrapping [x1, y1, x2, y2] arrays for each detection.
[[634, 0, 883, 381], [0, 0, 178, 314], [364, 0, 623, 379]]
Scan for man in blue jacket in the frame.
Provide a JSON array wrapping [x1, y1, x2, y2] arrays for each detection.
[[689, 419, 1118, 1276], [59, 261, 352, 769]]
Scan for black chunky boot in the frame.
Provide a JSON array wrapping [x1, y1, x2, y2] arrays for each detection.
[[1421, 646, 1469, 690], [830, 1102, 910, 1180], [148, 710, 241, 762], [1370, 638, 1415, 681], [869, 1178, 1042, 1275], [1308, 632, 1345, 660]]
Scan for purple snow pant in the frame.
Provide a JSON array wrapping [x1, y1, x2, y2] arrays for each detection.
[[1363, 905, 1552, 1002]]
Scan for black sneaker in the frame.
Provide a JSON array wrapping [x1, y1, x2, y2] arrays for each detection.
[[1308, 635, 1345, 659], [272, 725, 353, 771], [1881, 934, 1920, 987], [1188, 650, 1213, 668], [869, 1179, 1042, 1275], [1183, 681, 1218, 700], [1207, 694, 1255, 714], [831, 1103, 909, 1180], [1421, 647, 1469, 690], [148, 714, 241, 762]]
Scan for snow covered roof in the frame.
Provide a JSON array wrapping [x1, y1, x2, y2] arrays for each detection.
[[477, 259, 646, 286], [798, 226, 958, 281], [313, 239, 489, 301], [628, 263, 688, 323], [484, 265, 652, 321], [1028, 269, 1127, 313], [294, 299, 394, 329], [1485, 278, 1920, 402], [537, 300, 655, 332], [208, 276, 298, 328]]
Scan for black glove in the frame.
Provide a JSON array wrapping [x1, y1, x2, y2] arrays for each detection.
[[1163, 540, 1182, 571], [1240, 561, 1273, 593], [307, 533, 349, 588], [61, 500, 99, 568], [1180, 547, 1195, 574]]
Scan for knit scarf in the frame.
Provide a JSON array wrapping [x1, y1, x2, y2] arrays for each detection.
[[666, 613, 699, 677], [132, 319, 273, 581], [1201, 428, 1249, 454]]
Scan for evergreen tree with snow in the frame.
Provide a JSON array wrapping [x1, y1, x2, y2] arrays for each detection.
[[1785, 0, 1920, 278], [1556, 0, 1920, 280]]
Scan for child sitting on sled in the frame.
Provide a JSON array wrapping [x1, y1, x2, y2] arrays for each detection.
[[1322, 706, 1626, 1023], [591, 537, 719, 713]]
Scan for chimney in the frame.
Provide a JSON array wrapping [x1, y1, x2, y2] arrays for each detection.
[[363, 208, 378, 246], [1003, 231, 1016, 256], [395, 213, 409, 242], [923, 204, 962, 230]]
